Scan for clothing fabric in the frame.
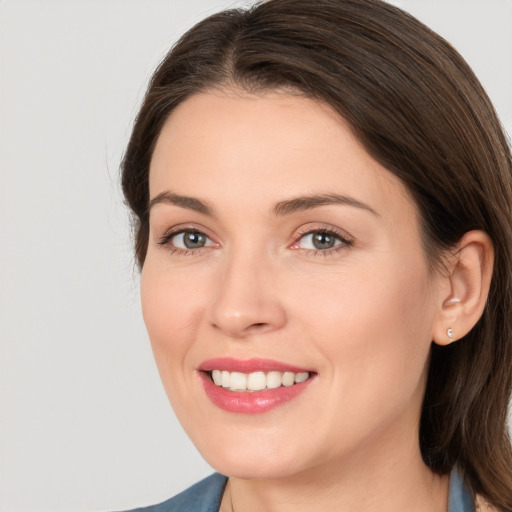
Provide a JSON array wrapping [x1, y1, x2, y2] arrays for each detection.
[[449, 469, 475, 512], [121, 473, 226, 512], [123, 468, 474, 512]]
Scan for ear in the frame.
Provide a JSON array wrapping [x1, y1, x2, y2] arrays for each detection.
[[433, 230, 494, 346]]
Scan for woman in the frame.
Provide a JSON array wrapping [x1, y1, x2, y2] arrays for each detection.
[[121, 0, 512, 510]]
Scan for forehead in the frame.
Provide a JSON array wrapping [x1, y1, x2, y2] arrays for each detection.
[[149, 90, 413, 218]]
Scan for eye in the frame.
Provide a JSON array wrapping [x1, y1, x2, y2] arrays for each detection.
[[292, 228, 353, 253], [158, 229, 216, 252], [172, 231, 210, 249], [300, 231, 340, 250]]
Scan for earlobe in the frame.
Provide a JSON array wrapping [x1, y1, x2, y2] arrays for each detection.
[[433, 230, 494, 346]]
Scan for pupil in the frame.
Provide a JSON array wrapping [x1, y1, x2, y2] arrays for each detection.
[[184, 232, 205, 249], [313, 232, 335, 250]]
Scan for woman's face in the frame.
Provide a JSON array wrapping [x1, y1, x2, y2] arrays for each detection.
[[142, 90, 445, 479]]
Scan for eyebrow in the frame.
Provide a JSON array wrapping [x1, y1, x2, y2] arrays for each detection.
[[149, 191, 214, 216], [274, 193, 379, 217], [148, 191, 379, 218]]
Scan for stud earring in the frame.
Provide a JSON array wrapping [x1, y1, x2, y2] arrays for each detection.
[[447, 327, 454, 343]]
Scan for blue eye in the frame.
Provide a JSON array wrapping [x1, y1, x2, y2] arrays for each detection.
[[296, 230, 352, 252], [172, 231, 209, 249], [159, 230, 215, 251], [300, 232, 340, 250]]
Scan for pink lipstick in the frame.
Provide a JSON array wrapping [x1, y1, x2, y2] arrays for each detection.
[[198, 358, 316, 414]]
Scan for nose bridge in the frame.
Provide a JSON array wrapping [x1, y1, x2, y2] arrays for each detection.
[[208, 242, 286, 337]]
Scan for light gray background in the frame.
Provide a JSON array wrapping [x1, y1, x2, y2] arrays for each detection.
[[1, 1, 511, 511]]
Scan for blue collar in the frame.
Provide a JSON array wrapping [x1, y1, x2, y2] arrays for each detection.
[[448, 469, 474, 512], [199, 469, 475, 511], [130, 467, 474, 511]]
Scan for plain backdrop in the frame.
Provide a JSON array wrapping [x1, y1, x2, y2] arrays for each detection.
[[1, 1, 511, 511]]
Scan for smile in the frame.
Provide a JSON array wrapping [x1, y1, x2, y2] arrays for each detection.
[[210, 370, 310, 391], [198, 358, 316, 414]]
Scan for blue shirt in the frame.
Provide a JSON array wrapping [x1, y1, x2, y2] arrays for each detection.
[[123, 468, 474, 512]]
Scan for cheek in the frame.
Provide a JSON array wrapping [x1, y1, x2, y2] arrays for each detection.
[[295, 258, 435, 405], [140, 262, 206, 369]]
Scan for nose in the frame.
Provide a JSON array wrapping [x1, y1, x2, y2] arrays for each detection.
[[207, 249, 287, 338]]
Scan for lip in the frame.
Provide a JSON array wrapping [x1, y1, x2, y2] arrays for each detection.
[[198, 357, 312, 374], [198, 358, 316, 414]]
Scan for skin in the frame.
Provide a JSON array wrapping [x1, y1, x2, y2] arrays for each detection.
[[142, 89, 458, 511]]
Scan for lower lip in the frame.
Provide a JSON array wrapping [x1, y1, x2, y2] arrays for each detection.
[[199, 372, 314, 414]]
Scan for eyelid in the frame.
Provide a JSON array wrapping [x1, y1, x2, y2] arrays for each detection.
[[156, 224, 219, 252], [289, 224, 354, 252], [154, 222, 353, 256], [169, 231, 215, 249]]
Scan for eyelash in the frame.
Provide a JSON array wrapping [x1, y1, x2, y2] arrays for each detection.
[[157, 226, 354, 257], [157, 227, 214, 257], [292, 226, 354, 256]]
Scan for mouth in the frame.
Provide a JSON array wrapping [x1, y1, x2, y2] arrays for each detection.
[[198, 358, 316, 414], [208, 369, 310, 392]]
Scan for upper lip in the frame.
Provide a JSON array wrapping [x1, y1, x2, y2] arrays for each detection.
[[198, 357, 313, 374]]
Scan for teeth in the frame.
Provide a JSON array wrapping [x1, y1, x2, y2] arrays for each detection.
[[282, 372, 295, 387], [212, 369, 222, 386], [247, 371, 266, 391], [295, 372, 309, 383], [229, 372, 247, 391], [266, 371, 282, 389], [209, 370, 311, 391]]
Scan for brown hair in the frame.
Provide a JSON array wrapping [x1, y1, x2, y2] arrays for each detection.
[[121, 0, 512, 508]]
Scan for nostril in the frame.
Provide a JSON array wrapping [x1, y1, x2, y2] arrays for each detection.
[[249, 323, 271, 331], [245, 322, 274, 335]]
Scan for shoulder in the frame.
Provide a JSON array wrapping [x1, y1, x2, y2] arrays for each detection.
[[119, 473, 227, 512], [475, 495, 499, 511]]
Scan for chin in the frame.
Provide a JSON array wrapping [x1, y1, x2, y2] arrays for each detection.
[[206, 452, 304, 480], [189, 427, 308, 480]]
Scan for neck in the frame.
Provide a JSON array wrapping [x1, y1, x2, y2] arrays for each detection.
[[220, 425, 449, 512]]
